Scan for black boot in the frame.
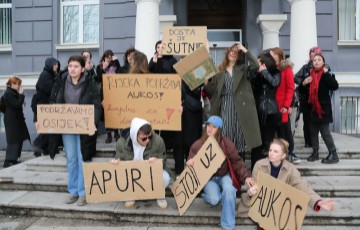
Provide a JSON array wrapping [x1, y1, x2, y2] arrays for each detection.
[[105, 133, 112, 143], [307, 149, 319, 162], [321, 150, 339, 164]]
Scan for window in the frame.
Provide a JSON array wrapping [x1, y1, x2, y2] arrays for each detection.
[[0, 0, 12, 45], [338, 0, 360, 40], [61, 0, 99, 44], [340, 96, 360, 135]]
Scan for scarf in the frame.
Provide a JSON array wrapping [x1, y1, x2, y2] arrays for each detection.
[[308, 66, 324, 119]]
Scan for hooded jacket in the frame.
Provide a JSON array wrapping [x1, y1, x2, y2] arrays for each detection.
[[115, 118, 167, 167], [31, 57, 59, 122]]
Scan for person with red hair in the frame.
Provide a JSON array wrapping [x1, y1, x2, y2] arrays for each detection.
[[2, 76, 30, 168], [270, 47, 300, 164]]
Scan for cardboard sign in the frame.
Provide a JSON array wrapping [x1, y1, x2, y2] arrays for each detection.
[[162, 26, 207, 56], [83, 159, 165, 203], [171, 136, 226, 215], [37, 104, 95, 135], [103, 74, 181, 130], [174, 45, 218, 90], [248, 171, 310, 230]]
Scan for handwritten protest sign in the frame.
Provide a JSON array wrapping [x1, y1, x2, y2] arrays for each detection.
[[248, 171, 310, 230], [103, 74, 181, 130], [37, 104, 95, 134], [162, 26, 207, 56], [171, 136, 226, 215], [83, 159, 165, 203], [174, 45, 218, 90]]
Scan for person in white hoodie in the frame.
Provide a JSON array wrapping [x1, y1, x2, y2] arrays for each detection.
[[110, 117, 170, 208]]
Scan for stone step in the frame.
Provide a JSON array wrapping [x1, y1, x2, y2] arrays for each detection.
[[1, 216, 359, 230], [1, 157, 360, 198], [0, 190, 359, 227]]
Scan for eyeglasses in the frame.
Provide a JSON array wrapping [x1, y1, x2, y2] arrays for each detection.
[[138, 134, 152, 142]]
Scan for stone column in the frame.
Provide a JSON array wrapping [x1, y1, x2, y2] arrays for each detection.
[[135, 0, 161, 61], [288, 0, 318, 72], [257, 14, 288, 50]]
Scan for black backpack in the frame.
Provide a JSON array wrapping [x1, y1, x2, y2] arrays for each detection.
[[0, 95, 5, 113]]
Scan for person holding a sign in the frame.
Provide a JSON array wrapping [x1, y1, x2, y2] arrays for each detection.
[[121, 47, 137, 73], [96, 49, 121, 144], [204, 43, 261, 161], [48, 55, 102, 206], [187, 115, 253, 230], [246, 138, 335, 228], [148, 41, 184, 176], [111, 117, 170, 209], [2, 76, 30, 168]]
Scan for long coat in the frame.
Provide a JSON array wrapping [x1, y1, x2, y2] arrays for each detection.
[[205, 51, 261, 150], [252, 158, 321, 209], [3, 86, 30, 145], [298, 71, 338, 124]]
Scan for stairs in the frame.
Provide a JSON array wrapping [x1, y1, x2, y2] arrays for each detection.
[[1, 132, 360, 228]]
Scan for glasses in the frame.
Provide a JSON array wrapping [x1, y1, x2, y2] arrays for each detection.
[[138, 134, 152, 142]]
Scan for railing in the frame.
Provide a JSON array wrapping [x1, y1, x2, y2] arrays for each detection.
[[340, 96, 360, 135]]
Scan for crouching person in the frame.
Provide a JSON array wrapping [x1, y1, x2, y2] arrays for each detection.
[[186, 116, 254, 230], [110, 117, 170, 209]]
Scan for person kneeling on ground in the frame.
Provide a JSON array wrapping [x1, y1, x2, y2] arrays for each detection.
[[186, 115, 254, 230], [110, 117, 170, 209]]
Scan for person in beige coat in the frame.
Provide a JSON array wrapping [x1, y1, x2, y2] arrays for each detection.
[[205, 43, 261, 160], [244, 138, 335, 229]]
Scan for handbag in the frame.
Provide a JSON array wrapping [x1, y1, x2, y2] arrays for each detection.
[[257, 97, 281, 126], [221, 139, 242, 195]]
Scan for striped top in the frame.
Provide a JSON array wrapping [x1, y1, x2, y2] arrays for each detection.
[[220, 71, 246, 153]]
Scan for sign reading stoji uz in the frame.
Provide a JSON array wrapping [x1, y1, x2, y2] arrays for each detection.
[[171, 136, 226, 215], [36, 104, 95, 135], [83, 159, 165, 203]]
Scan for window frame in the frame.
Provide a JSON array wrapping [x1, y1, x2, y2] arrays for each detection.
[[0, 1, 12, 46], [60, 0, 99, 44]]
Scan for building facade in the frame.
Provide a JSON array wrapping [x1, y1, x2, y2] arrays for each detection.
[[0, 0, 359, 149]]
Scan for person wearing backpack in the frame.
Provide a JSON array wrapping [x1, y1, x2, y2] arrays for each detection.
[[3, 76, 30, 168]]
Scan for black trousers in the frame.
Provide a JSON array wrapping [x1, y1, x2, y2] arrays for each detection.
[[5, 142, 23, 162], [33, 134, 49, 154], [309, 122, 336, 152], [277, 118, 294, 154]]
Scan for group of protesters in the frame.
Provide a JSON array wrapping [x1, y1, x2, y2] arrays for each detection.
[[1, 40, 338, 229]]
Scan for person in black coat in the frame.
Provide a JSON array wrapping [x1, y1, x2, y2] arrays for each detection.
[[298, 54, 339, 164], [96, 49, 121, 143], [45, 55, 102, 206], [250, 52, 281, 170], [31, 57, 59, 157], [148, 40, 184, 175], [3, 76, 30, 168]]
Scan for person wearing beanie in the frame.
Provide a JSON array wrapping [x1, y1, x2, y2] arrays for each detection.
[[186, 115, 253, 230], [298, 54, 339, 164]]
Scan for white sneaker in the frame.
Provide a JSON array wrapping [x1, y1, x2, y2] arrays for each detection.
[[157, 199, 167, 209], [124, 200, 135, 208]]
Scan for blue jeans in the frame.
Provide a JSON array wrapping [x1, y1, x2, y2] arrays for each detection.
[[62, 134, 86, 196], [201, 174, 237, 230]]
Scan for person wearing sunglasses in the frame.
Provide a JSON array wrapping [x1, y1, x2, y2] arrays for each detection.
[[110, 117, 170, 209]]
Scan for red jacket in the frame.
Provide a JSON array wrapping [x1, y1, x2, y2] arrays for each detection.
[[275, 61, 295, 123]]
